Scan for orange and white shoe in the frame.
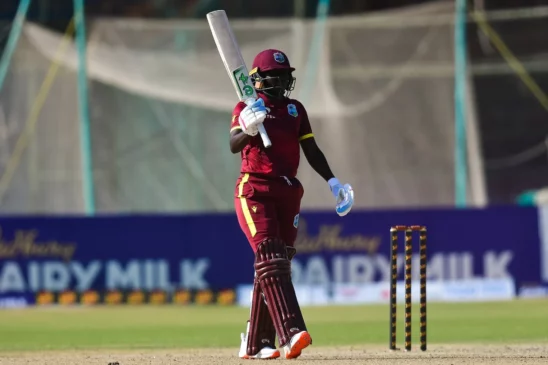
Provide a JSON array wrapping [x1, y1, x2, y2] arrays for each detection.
[[283, 331, 312, 359], [238, 332, 280, 360]]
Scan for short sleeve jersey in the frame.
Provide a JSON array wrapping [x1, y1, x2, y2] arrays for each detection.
[[230, 93, 313, 178]]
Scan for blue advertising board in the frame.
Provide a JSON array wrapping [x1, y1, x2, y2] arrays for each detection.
[[291, 206, 543, 287], [0, 215, 254, 294], [0, 206, 544, 305]]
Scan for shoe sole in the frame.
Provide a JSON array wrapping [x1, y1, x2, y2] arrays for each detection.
[[240, 350, 281, 360], [285, 332, 312, 359]]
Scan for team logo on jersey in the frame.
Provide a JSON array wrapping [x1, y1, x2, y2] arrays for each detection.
[[293, 214, 299, 228], [273, 52, 285, 63], [287, 104, 298, 117]]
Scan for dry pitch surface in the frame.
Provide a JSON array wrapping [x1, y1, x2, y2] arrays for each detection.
[[2, 345, 547, 365]]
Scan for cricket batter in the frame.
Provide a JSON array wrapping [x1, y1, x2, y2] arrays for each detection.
[[230, 49, 354, 360]]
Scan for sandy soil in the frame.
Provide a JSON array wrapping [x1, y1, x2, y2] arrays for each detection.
[[1, 344, 547, 365]]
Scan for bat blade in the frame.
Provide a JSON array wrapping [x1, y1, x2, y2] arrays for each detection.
[[207, 10, 272, 148]]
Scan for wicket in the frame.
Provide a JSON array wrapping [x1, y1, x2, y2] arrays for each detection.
[[389, 225, 427, 352]]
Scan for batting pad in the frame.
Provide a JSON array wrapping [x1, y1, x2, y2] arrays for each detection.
[[254, 238, 307, 347], [246, 279, 276, 355]]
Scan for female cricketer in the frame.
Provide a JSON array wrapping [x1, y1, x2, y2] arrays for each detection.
[[229, 49, 354, 360]]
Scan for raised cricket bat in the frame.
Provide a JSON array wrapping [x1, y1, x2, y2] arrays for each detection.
[[207, 10, 272, 148]]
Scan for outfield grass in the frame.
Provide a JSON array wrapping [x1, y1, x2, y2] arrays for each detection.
[[1, 299, 547, 352]]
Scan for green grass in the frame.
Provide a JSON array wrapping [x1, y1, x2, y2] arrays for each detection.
[[1, 299, 547, 352]]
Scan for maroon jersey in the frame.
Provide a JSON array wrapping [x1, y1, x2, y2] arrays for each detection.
[[230, 93, 313, 178]]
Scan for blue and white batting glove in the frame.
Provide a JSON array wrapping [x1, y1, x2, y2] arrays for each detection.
[[328, 178, 354, 217], [239, 98, 267, 137]]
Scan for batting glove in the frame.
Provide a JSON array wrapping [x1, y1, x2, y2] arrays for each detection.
[[328, 178, 354, 217], [239, 98, 267, 137]]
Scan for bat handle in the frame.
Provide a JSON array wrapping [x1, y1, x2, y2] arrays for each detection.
[[258, 124, 272, 148]]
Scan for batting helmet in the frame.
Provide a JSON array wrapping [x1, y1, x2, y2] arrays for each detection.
[[250, 49, 295, 75]]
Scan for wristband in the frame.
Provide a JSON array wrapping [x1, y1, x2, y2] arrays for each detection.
[[328, 177, 340, 191]]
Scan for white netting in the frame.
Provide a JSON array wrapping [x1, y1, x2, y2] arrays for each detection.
[[0, 1, 466, 213], [0, 22, 83, 213]]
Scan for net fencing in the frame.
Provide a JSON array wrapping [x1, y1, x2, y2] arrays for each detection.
[[0, 18, 83, 214], [0, 1, 486, 213], [468, 5, 548, 205]]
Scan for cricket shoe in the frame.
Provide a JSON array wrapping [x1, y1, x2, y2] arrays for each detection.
[[283, 331, 312, 359], [238, 333, 280, 360]]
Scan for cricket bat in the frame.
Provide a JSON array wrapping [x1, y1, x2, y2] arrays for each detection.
[[207, 10, 272, 148]]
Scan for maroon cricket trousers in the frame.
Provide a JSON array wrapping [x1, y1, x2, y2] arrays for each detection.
[[234, 173, 304, 252]]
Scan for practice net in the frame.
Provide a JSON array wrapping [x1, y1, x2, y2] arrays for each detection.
[[0, 1, 465, 213]]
